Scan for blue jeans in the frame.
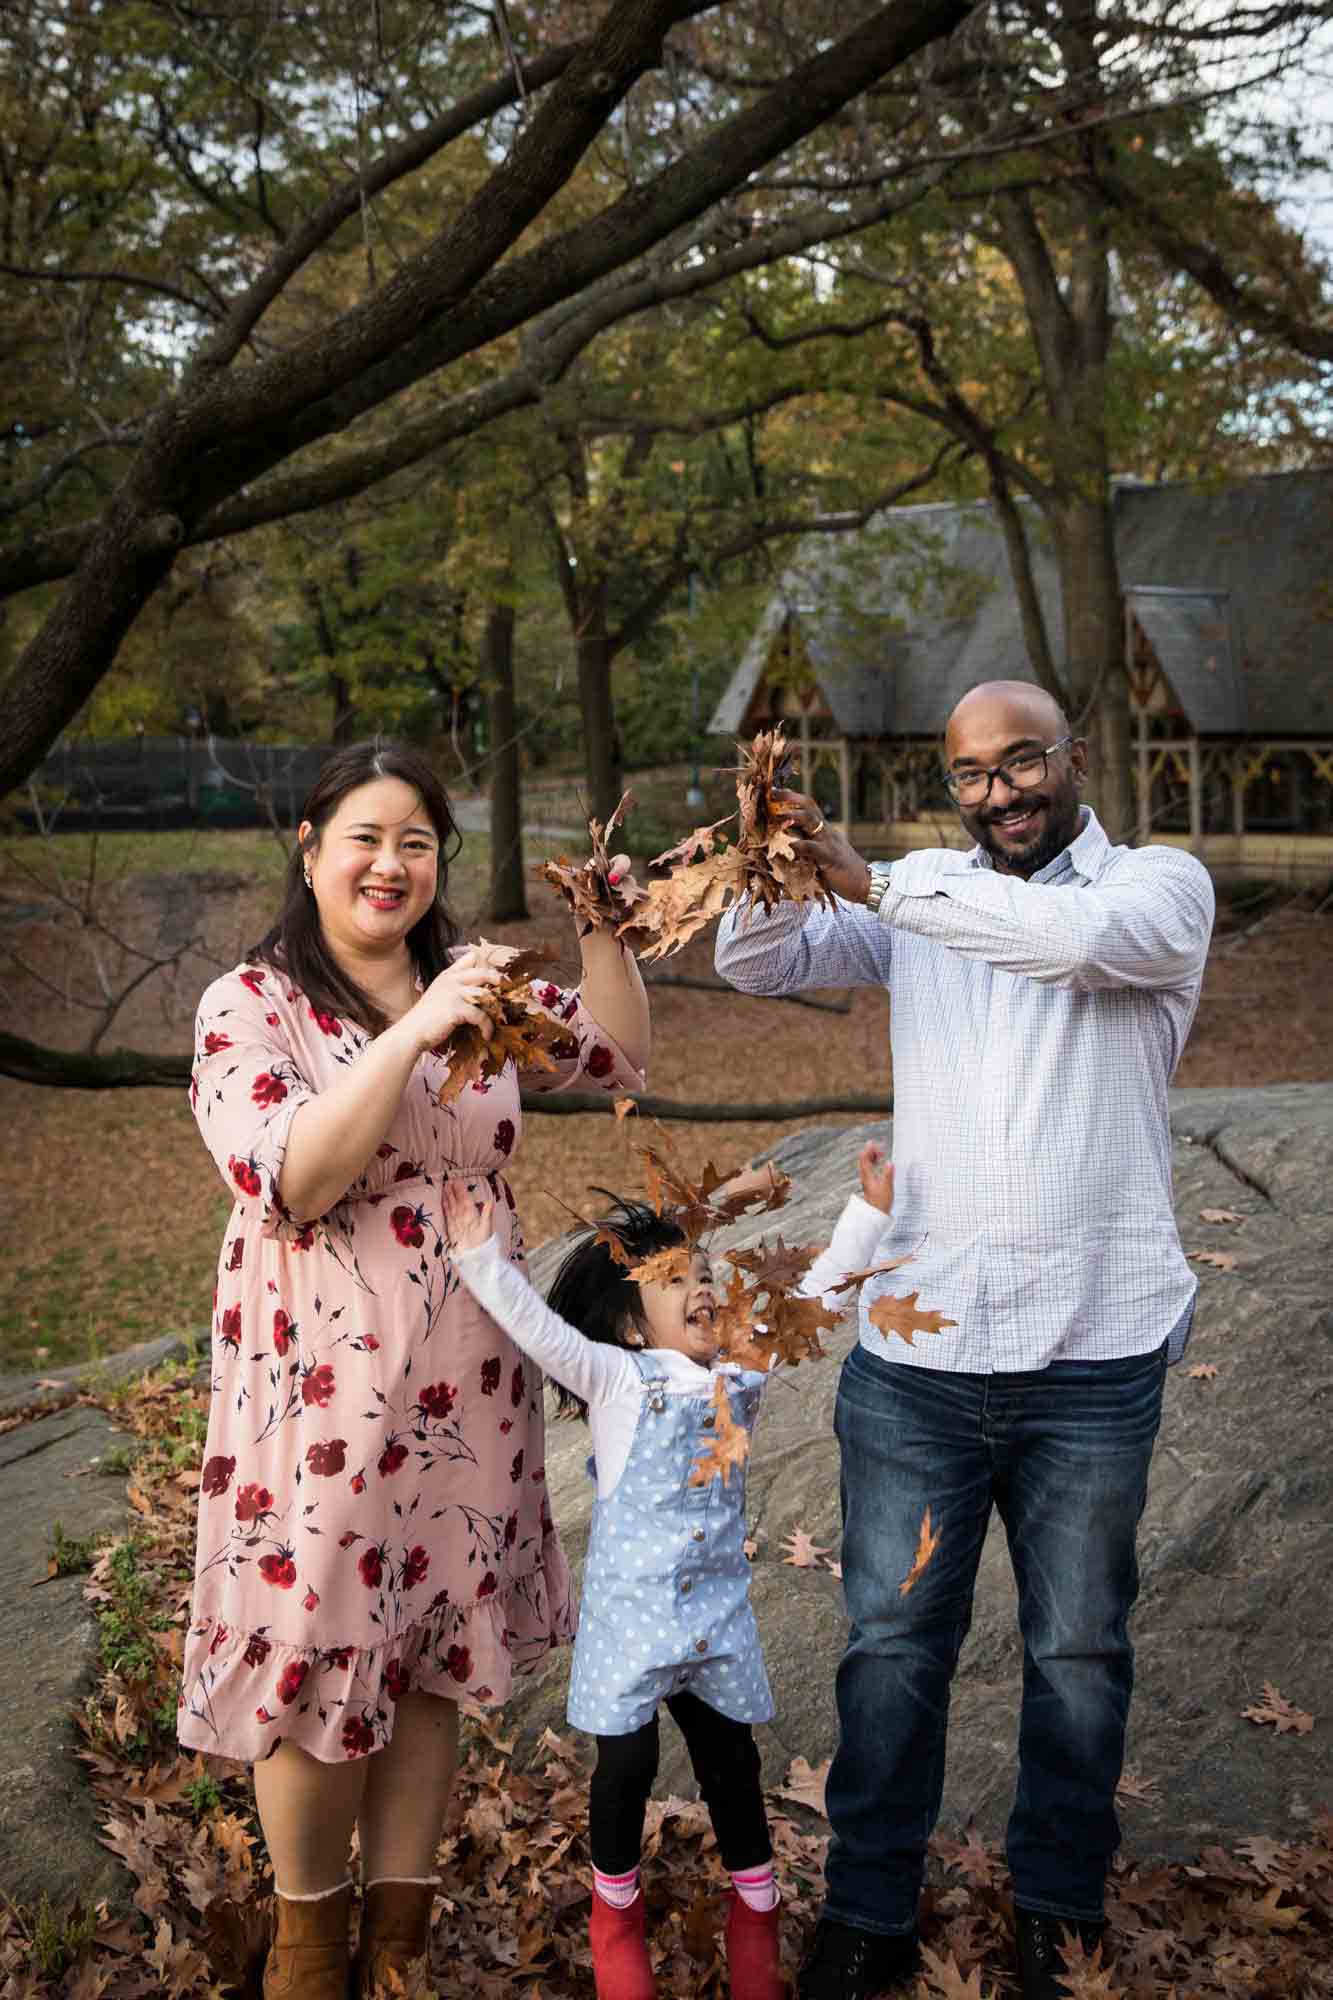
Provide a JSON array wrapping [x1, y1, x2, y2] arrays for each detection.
[[825, 1339, 1167, 1935]]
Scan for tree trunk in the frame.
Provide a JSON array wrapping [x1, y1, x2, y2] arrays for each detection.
[[576, 581, 622, 826], [329, 672, 355, 745], [484, 599, 528, 922], [1054, 493, 1134, 841]]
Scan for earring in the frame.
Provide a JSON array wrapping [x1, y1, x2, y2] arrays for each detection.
[[302, 865, 313, 889]]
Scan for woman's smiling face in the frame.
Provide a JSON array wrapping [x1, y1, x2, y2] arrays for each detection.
[[302, 776, 440, 957]]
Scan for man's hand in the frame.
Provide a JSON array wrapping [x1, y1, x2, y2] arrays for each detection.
[[443, 1179, 497, 1254], [773, 787, 872, 903], [857, 1141, 895, 1215]]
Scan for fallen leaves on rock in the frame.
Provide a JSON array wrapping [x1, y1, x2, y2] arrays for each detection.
[[1199, 1208, 1245, 1225], [1186, 1363, 1220, 1381], [1188, 1248, 1239, 1272], [1242, 1682, 1316, 1736]]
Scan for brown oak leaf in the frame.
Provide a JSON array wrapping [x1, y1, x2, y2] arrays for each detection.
[[435, 941, 568, 1105], [868, 1289, 958, 1346], [1200, 1207, 1245, 1224], [1242, 1683, 1314, 1735], [541, 791, 647, 935], [774, 1754, 830, 1817], [781, 1525, 835, 1568], [1188, 1248, 1238, 1272], [687, 1377, 750, 1489], [1187, 1363, 1219, 1380]]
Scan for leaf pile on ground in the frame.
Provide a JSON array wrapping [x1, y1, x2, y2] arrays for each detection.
[[2, 1361, 1332, 1995], [618, 730, 833, 961]]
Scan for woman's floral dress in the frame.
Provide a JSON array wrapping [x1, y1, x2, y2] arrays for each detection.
[[179, 958, 643, 1765]]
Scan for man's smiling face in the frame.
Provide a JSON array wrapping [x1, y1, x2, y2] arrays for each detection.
[[944, 683, 1087, 879]]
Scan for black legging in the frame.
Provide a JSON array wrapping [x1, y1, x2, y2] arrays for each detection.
[[590, 1690, 772, 1875]]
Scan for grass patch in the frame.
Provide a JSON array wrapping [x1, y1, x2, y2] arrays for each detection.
[[46, 1521, 96, 1576]]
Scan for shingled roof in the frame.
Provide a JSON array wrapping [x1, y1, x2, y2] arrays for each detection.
[[710, 469, 1333, 739]]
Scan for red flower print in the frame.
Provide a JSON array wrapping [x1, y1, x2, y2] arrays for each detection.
[[585, 1044, 614, 1079], [302, 1587, 320, 1611], [209, 1622, 230, 1656], [499, 1419, 513, 1436], [503, 1511, 518, 1550], [290, 1223, 315, 1252], [358, 1546, 384, 1590], [301, 1363, 336, 1408], [201, 1454, 236, 1498], [218, 1306, 242, 1351], [265, 1012, 280, 1027], [470, 1077, 493, 1095], [476, 1572, 497, 1601], [306, 1439, 346, 1477], [480, 1357, 501, 1397], [324, 1647, 354, 1670], [361, 1333, 380, 1351], [393, 1160, 421, 1182], [510, 1363, 525, 1409], [259, 1552, 297, 1589], [531, 1464, 545, 1483], [244, 1635, 272, 1668], [339, 1532, 358, 1549], [239, 968, 266, 995], [273, 1309, 295, 1357], [561, 996, 578, 1021], [401, 1545, 429, 1591], [251, 1070, 288, 1108], [277, 1659, 309, 1705], [417, 1381, 457, 1421], [509, 1449, 525, 1484], [235, 1483, 274, 1524], [309, 1006, 342, 1038], [203, 1031, 232, 1056], [492, 1118, 515, 1157], [229, 1155, 263, 1198], [350, 1472, 366, 1495], [445, 1644, 472, 1684], [378, 1441, 407, 1479], [226, 1239, 244, 1272], [390, 1204, 424, 1249], [537, 983, 560, 1010], [255, 1705, 275, 1724], [342, 1714, 376, 1758], [384, 1658, 411, 1701]]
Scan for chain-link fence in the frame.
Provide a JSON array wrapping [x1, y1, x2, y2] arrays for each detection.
[[18, 737, 329, 831]]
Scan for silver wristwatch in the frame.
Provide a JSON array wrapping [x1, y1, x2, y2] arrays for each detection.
[[865, 861, 894, 916]]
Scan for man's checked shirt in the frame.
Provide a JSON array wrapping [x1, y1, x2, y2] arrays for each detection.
[[714, 808, 1215, 1372]]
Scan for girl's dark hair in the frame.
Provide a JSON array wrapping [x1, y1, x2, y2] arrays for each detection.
[[253, 738, 463, 1035], [546, 1193, 687, 1420]]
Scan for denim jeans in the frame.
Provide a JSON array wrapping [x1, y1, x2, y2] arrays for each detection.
[[824, 1338, 1167, 1935]]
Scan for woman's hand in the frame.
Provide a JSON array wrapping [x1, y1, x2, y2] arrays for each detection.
[[442, 1179, 498, 1254], [403, 949, 504, 1056], [858, 1141, 895, 1214]]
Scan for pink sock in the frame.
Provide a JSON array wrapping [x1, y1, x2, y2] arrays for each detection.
[[731, 1863, 778, 1912], [593, 1866, 640, 1910]]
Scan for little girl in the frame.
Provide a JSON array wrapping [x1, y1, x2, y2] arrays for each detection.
[[441, 1143, 894, 2000]]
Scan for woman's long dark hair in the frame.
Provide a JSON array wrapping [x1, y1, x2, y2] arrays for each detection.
[[545, 1194, 687, 1421], [252, 739, 463, 1035]]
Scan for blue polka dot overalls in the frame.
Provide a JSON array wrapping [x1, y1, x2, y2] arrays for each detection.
[[567, 1353, 774, 1736]]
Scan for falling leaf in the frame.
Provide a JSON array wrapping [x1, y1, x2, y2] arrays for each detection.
[[899, 1506, 941, 1597], [1242, 1683, 1315, 1735], [1187, 1363, 1219, 1380], [1188, 1249, 1238, 1272], [613, 1096, 637, 1122], [775, 1755, 830, 1816], [780, 1525, 835, 1568], [868, 1289, 958, 1347], [687, 1377, 751, 1489], [630, 1243, 695, 1287], [1200, 1207, 1245, 1224]]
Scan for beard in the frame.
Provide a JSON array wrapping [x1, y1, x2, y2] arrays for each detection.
[[963, 781, 1082, 877]]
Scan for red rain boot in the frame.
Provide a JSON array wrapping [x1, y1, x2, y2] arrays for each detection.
[[589, 1888, 656, 2000], [725, 1889, 784, 2000]]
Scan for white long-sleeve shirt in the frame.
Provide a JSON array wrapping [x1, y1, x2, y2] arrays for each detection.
[[715, 808, 1214, 1372], [454, 1193, 888, 1495]]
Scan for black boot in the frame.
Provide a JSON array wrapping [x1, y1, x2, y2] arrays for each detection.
[[1015, 1907, 1108, 1999], [796, 1916, 919, 1999]]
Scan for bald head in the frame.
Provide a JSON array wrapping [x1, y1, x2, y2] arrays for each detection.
[[944, 681, 1070, 761]]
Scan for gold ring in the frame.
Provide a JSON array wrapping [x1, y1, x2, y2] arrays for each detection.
[[808, 817, 825, 837]]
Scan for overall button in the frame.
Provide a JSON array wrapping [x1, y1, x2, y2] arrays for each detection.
[[701, 1414, 716, 1429], [680, 1578, 693, 1595], [695, 1639, 709, 1655], [691, 1528, 706, 1544]]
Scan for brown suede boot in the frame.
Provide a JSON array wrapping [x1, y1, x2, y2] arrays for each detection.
[[263, 1882, 354, 2000], [354, 1878, 437, 1998]]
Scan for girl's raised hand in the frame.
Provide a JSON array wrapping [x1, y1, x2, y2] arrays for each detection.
[[858, 1141, 895, 1215], [442, 1179, 498, 1254]]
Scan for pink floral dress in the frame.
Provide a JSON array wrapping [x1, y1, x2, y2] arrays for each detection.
[[179, 959, 643, 1766]]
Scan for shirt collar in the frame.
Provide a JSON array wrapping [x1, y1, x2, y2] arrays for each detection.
[[967, 805, 1108, 884]]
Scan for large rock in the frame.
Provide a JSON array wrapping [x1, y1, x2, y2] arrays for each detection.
[[514, 1084, 1333, 1862]]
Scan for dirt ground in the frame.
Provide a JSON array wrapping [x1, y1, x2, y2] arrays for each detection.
[[1, 824, 1330, 1370]]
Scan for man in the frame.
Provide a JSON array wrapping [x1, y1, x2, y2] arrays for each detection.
[[714, 681, 1214, 2000]]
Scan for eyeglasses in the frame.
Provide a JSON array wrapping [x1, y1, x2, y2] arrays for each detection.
[[942, 735, 1073, 806]]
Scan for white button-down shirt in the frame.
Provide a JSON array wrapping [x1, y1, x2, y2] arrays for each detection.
[[714, 809, 1215, 1373]]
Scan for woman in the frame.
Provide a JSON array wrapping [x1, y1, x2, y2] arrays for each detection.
[[181, 740, 648, 2000]]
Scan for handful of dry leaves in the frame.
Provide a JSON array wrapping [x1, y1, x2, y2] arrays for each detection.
[[434, 940, 572, 1107], [618, 730, 835, 961], [541, 790, 647, 937]]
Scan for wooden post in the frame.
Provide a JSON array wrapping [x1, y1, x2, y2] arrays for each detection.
[[798, 709, 811, 793], [1231, 747, 1246, 837], [1135, 707, 1151, 846], [1188, 735, 1203, 849], [839, 736, 852, 834]]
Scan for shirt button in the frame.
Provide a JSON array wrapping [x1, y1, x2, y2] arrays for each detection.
[[691, 1529, 706, 1543], [695, 1639, 708, 1655], [681, 1579, 692, 1595]]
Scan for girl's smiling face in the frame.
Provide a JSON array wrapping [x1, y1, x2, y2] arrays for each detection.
[[301, 777, 440, 959], [633, 1250, 719, 1365]]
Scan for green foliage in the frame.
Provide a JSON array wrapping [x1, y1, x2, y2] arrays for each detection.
[[184, 1769, 224, 1819], [28, 1894, 98, 1982], [97, 1540, 172, 1686], [46, 1521, 95, 1577]]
